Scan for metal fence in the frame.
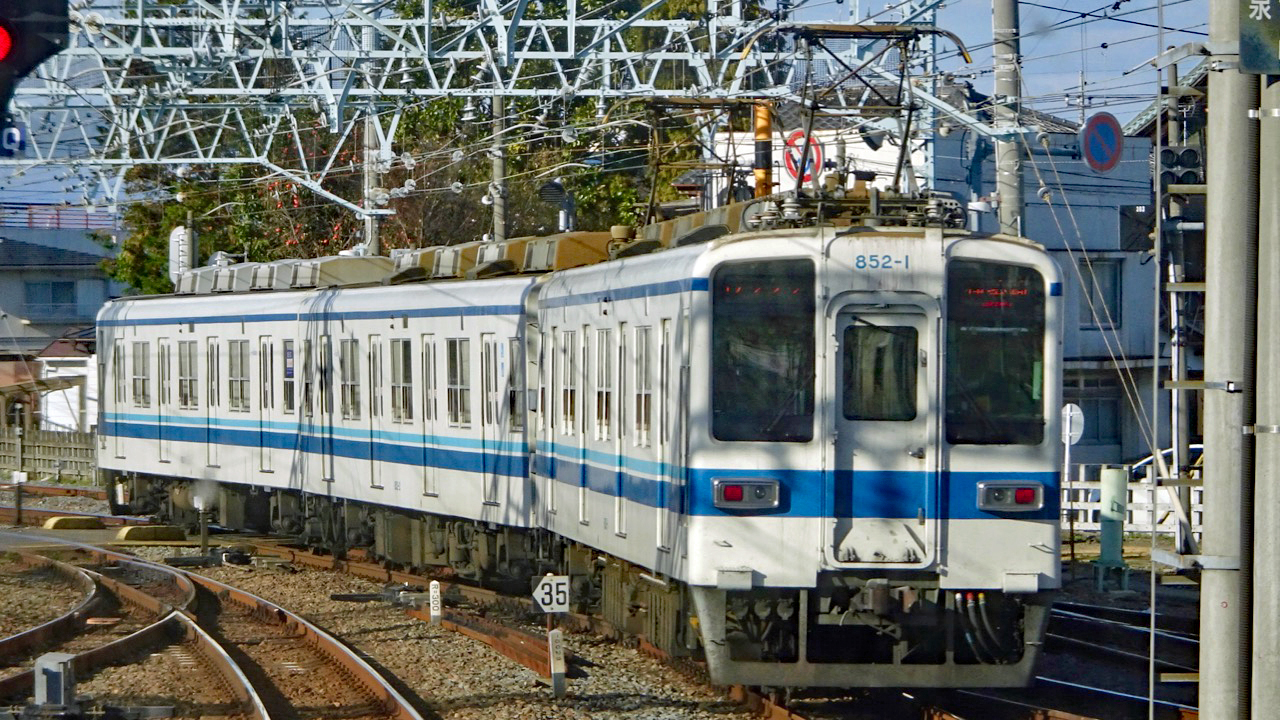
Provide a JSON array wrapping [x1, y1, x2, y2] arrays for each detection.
[[0, 428, 96, 482], [1061, 463, 1203, 537]]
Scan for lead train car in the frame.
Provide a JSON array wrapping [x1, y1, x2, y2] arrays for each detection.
[[98, 197, 1063, 688]]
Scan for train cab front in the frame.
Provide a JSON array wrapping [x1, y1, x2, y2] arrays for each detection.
[[686, 232, 1062, 687]]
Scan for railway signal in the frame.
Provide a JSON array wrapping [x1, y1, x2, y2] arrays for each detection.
[[0, 0, 68, 122]]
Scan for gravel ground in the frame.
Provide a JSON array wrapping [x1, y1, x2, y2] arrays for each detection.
[[0, 560, 83, 637], [128, 546, 754, 720], [75, 642, 247, 720], [0, 489, 111, 515]]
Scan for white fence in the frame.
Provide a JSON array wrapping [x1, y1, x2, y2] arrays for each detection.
[[1060, 463, 1203, 537]]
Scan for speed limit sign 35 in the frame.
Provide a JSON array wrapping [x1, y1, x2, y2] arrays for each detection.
[[533, 574, 570, 613]]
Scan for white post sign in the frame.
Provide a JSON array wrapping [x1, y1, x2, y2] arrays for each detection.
[[547, 628, 566, 697], [533, 573, 570, 697], [428, 580, 442, 625]]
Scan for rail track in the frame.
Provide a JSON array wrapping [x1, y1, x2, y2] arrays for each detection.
[[0, 533, 422, 720], [0, 518, 1206, 720]]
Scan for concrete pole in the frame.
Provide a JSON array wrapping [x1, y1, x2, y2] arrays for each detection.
[[1201, 0, 1258, 716], [991, 0, 1023, 236], [492, 95, 507, 243], [1252, 74, 1280, 714], [362, 26, 382, 256]]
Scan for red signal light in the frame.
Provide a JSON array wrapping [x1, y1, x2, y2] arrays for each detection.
[[0, 25, 12, 62], [1014, 487, 1036, 505], [722, 484, 744, 502]]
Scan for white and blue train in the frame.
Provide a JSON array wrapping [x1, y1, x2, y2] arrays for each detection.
[[98, 191, 1063, 688]]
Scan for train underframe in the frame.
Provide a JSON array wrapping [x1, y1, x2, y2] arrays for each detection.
[[107, 469, 1048, 688]]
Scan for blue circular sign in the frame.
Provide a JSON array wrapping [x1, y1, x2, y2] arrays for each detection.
[[1081, 112, 1124, 174]]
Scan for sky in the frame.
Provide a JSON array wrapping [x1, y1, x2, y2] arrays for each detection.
[[831, 0, 1209, 125]]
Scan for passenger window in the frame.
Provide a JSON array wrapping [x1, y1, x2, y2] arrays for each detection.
[[228, 340, 250, 412], [178, 341, 199, 409], [446, 338, 471, 426], [508, 337, 524, 430], [340, 339, 361, 420], [391, 338, 413, 422], [282, 340, 296, 414], [131, 341, 150, 407]]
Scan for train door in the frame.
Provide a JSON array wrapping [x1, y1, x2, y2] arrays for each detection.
[[420, 335, 437, 496], [480, 333, 500, 506], [258, 336, 274, 473], [828, 304, 938, 567], [368, 335, 383, 489], [157, 338, 171, 463]]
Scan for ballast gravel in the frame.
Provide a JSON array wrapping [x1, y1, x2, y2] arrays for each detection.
[[129, 546, 755, 720]]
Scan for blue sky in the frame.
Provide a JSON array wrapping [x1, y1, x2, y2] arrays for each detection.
[[823, 0, 1208, 125]]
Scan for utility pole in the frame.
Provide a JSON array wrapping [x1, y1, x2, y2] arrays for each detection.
[[1252, 67, 1280, 717], [991, 0, 1023, 236], [1201, 0, 1257, 717], [1165, 61, 1194, 554], [491, 95, 507, 243]]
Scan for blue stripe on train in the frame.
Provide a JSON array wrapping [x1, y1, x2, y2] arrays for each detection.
[[102, 420, 1058, 520]]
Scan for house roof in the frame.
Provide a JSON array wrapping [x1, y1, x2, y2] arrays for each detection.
[[0, 237, 104, 268]]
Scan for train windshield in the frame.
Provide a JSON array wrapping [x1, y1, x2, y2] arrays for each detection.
[[711, 259, 815, 442], [945, 260, 1046, 445]]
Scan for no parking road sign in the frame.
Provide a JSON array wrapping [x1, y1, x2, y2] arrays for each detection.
[[1081, 112, 1124, 174], [783, 129, 824, 183]]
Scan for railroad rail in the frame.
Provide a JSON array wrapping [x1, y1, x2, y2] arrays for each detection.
[[185, 570, 423, 720], [0, 551, 99, 663], [0, 533, 420, 720]]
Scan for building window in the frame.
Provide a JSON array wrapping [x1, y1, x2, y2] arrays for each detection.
[[131, 341, 150, 407], [1079, 257, 1121, 330], [178, 341, 198, 409], [282, 340, 296, 413], [447, 338, 471, 426], [1066, 373, 1123, 446], [24, 281, 75, 318], [340, 339, 361, 420], [228, 340, 250, 412]]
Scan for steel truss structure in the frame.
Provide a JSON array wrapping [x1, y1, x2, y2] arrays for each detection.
[[1, 0, 1010, 215]]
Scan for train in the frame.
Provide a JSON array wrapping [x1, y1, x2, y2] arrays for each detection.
[[97, 186, 1064, 688]]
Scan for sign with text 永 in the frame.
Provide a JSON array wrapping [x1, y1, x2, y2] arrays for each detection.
[[1243, 0, 1280, 74]]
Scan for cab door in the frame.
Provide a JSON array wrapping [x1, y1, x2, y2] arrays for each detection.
[[828, 304, 938, 567]]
